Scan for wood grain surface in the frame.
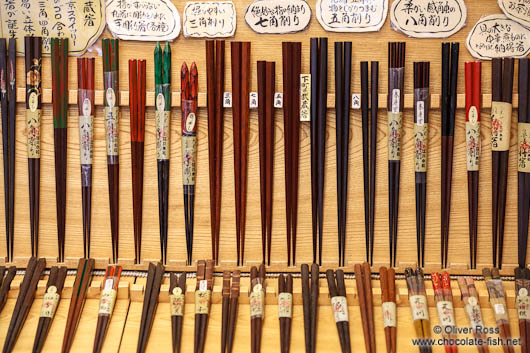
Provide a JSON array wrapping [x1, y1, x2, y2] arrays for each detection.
[[0, 0, 525, 274]]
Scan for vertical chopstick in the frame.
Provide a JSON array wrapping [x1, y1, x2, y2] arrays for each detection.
[[51, 38, 69, 262], [515, 268, 530, 353], [431, 272, 457, 353], [354, 263, 375, 353], [457, 277, 488, 353], [491, 58, 515, 268], [32, 266, 67, 353], [326, 269, 351, 353], [226, 270, 240, 353], [335, 42, 352, 267], [310, 38, 328, 265], [250, 264, 266, 353], [257, 60, 276, 264], [169, 272, 186, 353], [441, 43, 459, 269], [154, 42, 171, 264], [77, 57, 95, 259], [62, 257, 95, 353], [484, 268, 514, 353], [2, 257, 46, 353], [413, 62, 430, 267], [92, 265, 122, 353], [405, 267, 432, 353], [465, 61, 482, 269], [282, 41, 302, 266], [136, 262, 165, 353], [206, 40, 225, 264], [181, 62, 199, 266], [102, 38, 120, 263], [0, 38, 15, 262], [0, 266, 16, 313], [380, 266, 397, 353], [301, 263, 319, 353], [518, 58, 530, 267], [25, 36, 42, 258], [129, 59, 147, 264], [194, 260, 214, 353], [278, 274, 293, 353], [387, 42, 405, 267]]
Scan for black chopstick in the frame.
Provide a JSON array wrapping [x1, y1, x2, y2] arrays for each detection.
[[518, 58, 530, 267]]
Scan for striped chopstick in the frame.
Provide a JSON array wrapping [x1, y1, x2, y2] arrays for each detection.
[[129, 59, 146, 264], [518, 58, 530, 267], [92, 265, 122, 353], [77, 57, 95, 258], [431, 272, 457, 353], [154, 42, 171, 264], [102, 38, 120, 263], [32, 266, 67, 353], [405, 267, 432, 353], [169, 272, 186, 353], [51, 38, 69, 262]]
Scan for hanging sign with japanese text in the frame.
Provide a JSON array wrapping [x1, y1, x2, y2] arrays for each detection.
[[183, 1, 237, 38], [316, 0, 388, 32], [245, 0, 311, 34], [498, 0, 530, 28]]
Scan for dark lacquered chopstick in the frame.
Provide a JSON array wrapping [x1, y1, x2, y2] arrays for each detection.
[[250, 264, 266, 353], [278, 274, 293, 353], [226, 270, 240, 353], [326, 269, 351, 353], [137, 262, 164, 353], [155, 42, 171, 264], [0, 266, 16, 314], [129, 59, 146, 264], [32, 266, 67, 353], [491, 58, 515, 268], [413, 62, 430, 267], [465, 61, 482, 269], [93, 265, 122, 353], [169, 272, 186, 353], [301, 263, 319, 353], [51, 38, 69, 262], [194, 260, 213, 353], [518, 58, 530, 267]]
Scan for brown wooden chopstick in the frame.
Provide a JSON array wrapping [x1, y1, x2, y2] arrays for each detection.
[[484, 268, 514, 353], [515, 267, 530, 353], [169, 272, 186, 353], [0, 266, 16, 313], [194, 260, 214, 353], [301, 263, 319, 353], [221, 270, 240, 353], [93, 265, 122, 353], [380, 267, 397, 353], [457, 277, 488, 353], [278, 274, 293, 353], [250, 264, 266, 353], [355, 263, 375, 353], [326, 269, 351, 353]]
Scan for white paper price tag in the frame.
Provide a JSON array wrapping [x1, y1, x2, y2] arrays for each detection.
[[223, 92, 232, 108], [352, 94, 361, 109], [249, 92, 258, 109], [274, 93, 283, 108]]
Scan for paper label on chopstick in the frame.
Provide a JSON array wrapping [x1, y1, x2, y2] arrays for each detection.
[[300, 74, 311, 121], [391, 89, 400, 114], [79, 100, 94, 165], [492, 300, 509, 321], [436, 300, 455, 327], [250, 284, 265, 318], [491, 101, 513, 151], [26, 108, 41, 159], [194, 290, 211, 314], [382, 301, 397, 328], [98, 289, 117, 315], [40, 286, 60, 318], [181, 136, 197, 185], [104, 86, 119, 157], [331, 296, 348, 322], [516, 289, 530, 320], [518, 123, 530, 172], [170, 287, 185, 316], [352, 94, 361, 110], [466, 119, 481, 171], [464, 297, 484, 330], [223, 92, 232, 108], [249, 92, 258, 109], [388, 112, 402, 161], [156, 93, 171, 160], [274, 93, 283, 108], [414, 123, 428, 172], [409, 295, 429, 321], [278, 292, 292, 318]]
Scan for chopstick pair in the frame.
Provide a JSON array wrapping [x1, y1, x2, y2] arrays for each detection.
[[181, 62, 199, 266], [457, 277, 488, 353], [301, 263, 319, 353], [413, 61, 430, 268], [361, 61, 379, 266], [169, 272, 186, 353], [431, 272, 457, 353], [25, 36, 42, 258], [257, 60, 276, 265], [2, 257, 46, 353], [0, 38, 15, 262], [310, 37, 328, 265], [0, 266, 16, 313], [129, 59, 147, 264], [405, 267, 432, 353], [77, 57, 95, 258], [282, 41, 302, 267], [518, 58, 530, 267], [154, 42, 171, 264], [93, 265, 122, 353], [387, 42, 406, 267], [326, 269, 351, 353], [32, 266, 67, 353], [465, 61, 482, 269], [354, 263, 375, 353], [102, 38, 120, 263], [136, 262, 165, 353], [231, 41, 251, 266], [380, 266, 397, 353], [250, 264, 266, 353], [51, 38, 69, 262], [491, 58, 515, 268], [221, 270, 240, 353], [515, 267, 530, 353], [278, 274, 293, 353], [335, 42, 352, 267], [440, 42, 459, 269], [483, 268, 514, 353], [194, 260, 214, 353], [62, 257, 95, 353], [205, 40, 225, 264]]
